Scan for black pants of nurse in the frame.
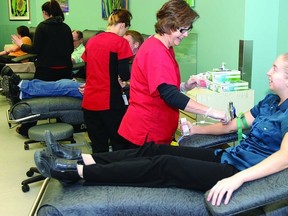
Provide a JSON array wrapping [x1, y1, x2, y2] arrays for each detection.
[[82, 143, 239, 191]]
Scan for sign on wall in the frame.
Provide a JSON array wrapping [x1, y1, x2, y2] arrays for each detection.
[[184, 0, 195, 8], [57, 0, 69, 13], [8, 0, 30, 21], [102, 0, 128, 19]]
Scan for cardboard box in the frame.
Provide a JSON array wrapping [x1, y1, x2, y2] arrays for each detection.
[[206, 80, 249, 93], [206, 70, 241, 82]]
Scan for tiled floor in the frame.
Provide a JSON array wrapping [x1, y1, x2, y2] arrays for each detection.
[[0, 94, 89, 215]]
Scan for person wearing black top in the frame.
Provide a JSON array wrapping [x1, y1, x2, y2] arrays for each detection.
[[12, 0, 73, 81], [11, 0, 74, 137]]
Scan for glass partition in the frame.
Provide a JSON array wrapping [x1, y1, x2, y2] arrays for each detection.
[[174, 33, 197, 81]]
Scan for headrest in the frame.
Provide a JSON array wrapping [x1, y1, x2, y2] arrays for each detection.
[[82, 29, 103, 45], [29, 27, 37, 42]]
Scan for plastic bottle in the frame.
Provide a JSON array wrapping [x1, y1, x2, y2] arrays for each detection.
[[229, 102, 236, 119], [180, 118, 190, 136]]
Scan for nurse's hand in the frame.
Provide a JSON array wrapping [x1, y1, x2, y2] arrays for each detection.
[[180, 76, 198, 92], [206, 108, 231, 124], [78, 83, 85, 95], [185, 76, 198, 90]]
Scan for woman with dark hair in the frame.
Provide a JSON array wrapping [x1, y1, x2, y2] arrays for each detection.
[[82, 9, 134, 153], [12, 0, 73, 81], [0, 25, 31, 63], [11, 0, 74, 137]]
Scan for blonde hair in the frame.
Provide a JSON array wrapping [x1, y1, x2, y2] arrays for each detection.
[[108, 9, 132, 28]]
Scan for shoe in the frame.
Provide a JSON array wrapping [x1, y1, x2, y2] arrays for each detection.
[[34, 150, 81, 184], [1, 75, 10, 95], [15, 124, 30, 138], [1, 65, 14, 77], [1, 72, 21, 105], [7, 74, 21, 105], [16, 126, 28, 138], [44, 130, 82, 160]]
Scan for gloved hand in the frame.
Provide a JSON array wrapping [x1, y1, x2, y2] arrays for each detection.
[[78, 83, 85, 95], [206, 107, 231, 124], [180, 76, 198, 92]]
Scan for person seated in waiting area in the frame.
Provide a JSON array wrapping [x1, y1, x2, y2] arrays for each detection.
[[34, 52, 288, 206], [123, 30, 144, 56], [71, 30, 85, 64], [71, 30, 86, 78], [119, 30, 144, 100], [0, 25, 32, 69]]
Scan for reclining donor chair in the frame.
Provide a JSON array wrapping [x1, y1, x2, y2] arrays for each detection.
[[32, 131, 288, 216], [3, 29, 103, 137], [7, 96, 85, 145]]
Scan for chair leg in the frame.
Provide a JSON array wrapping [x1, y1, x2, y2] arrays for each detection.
[[24, 136, 75, 150], [24, 140, 41, 150], [21, 167, 45, 193]]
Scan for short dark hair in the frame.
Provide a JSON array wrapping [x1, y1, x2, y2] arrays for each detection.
[[17, 26, 30, 38], [73, 30, 83, 40], [42, 0, 65, 21], [155, 0, 199, 35]]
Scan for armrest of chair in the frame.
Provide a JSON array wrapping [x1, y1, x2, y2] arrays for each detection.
[[178, 130, 250, 149], [204, 169, 288, 216], [179, 133, 238, 148], [181, 132, 288, 215], [11, 54, 37, 63]]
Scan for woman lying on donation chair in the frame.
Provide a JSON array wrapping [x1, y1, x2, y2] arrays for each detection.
[[34, 52, 288, 206]]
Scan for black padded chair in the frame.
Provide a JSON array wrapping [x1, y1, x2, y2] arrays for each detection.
[[31, 131, 288, 215]]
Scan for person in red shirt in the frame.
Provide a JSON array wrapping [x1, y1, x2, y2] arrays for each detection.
[[118, 0, 229, 146], [81, 9, 133, 153]]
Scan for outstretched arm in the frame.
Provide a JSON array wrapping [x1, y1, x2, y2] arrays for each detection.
[[207, 132, 288, 206], [187, 111, 254, 135]]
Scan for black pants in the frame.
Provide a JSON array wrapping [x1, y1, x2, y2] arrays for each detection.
[[83, 143, 239, 191], [83, 108, 132, 153]]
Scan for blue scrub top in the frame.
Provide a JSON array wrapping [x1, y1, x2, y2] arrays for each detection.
[[216, 94, 288, 171]]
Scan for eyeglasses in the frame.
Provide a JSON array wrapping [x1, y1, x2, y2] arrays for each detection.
[[177, 25, 193, 34]]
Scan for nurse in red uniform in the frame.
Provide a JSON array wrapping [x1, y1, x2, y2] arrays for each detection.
[[118, 0, 229, 146], [82, 9, 133, 153]]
